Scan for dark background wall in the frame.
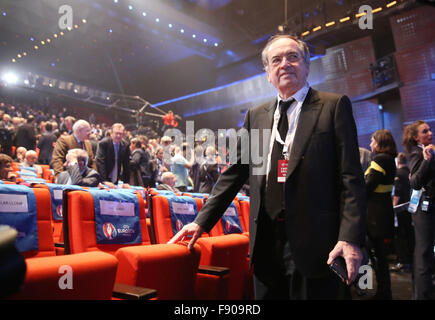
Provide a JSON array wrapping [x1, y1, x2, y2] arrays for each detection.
[[156, 5, 434, 153]]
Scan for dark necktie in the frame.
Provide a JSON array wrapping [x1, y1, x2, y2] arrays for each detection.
[[264, 99, 293, 220]]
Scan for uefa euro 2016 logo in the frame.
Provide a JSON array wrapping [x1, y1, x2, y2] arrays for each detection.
[[56, 205, 63, 217], [225, 220, 241, 234], [103, 223, 117, 240], [176, 219, 184, 232]]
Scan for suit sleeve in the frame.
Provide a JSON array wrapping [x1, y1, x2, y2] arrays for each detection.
[[333, 95, 367, 245], [194, 110, 251, 232], [95, 140, 108, 181], [50, 136, 67, 177], [408, 148, 431, 190], [122, 144, 131, 183], [86, 141, 96, 170], [67, 164, 100, 187]]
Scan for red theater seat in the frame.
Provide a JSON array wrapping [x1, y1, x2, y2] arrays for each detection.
[[149, 193, 249, 299], [63, 189, 216, 300], [0, 184, 119, 300]]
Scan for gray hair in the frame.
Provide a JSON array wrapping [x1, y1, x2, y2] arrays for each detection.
[[261, 34, 311, 71], [67, 148, 89, 160], [72, 119, 90, 135]]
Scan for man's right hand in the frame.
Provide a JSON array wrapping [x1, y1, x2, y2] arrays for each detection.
[[167, 222, 204, 251]]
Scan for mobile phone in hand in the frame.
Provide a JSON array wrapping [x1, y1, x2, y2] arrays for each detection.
[[329, 256, 348, 284]]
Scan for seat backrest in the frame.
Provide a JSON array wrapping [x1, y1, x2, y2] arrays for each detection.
[[16, 170, 40, 180], [11, 161, 19, 172], [182, 192, 209, 201], [39, 164, 54, 182], [64, 189, 151, 255], [239, 199, 250, 233], [149, 194, 206, 244], [209, 200, 245, 237], [0, 184, 54, 259], [32, 183, 83, 246]]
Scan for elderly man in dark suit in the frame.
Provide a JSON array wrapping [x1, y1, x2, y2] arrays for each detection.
[[50, 119, 95, 177], [169, 35, 367, 300], [95, 123, 130, 188]]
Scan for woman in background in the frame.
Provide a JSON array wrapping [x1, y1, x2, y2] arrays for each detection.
[[365, 129, 397, 299], [402, 120, 435, 300]]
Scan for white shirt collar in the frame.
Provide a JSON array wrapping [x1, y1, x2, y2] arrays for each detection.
[[276, 82, 310, 107]]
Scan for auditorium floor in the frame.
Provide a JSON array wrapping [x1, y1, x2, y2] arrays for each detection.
[[350, 252, 417, 300], [351, 263, 413, 300]]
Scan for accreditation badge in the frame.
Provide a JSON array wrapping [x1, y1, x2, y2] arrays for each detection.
[[277, 160, 288, 183]]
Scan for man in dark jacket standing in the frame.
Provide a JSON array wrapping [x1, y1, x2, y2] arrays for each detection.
[[169, 35, 366, 300], [37, 122, 57, 165], [129, 138, 153, 187], [14, 115, 36, 151], [95, 123, 130, 188]]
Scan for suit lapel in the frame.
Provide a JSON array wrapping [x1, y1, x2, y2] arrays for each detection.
[[286, 88, 323, 179], [255, 100, 276, 187]]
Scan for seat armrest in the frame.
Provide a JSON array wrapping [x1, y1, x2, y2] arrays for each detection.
[[112, 283, 157, 300], [54, 242, 64, 248], [198, 265, 230, 276]]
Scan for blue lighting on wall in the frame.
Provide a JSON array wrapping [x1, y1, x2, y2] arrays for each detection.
[[183, 92, 275, 118], [152, 72, 267, 108], [252, 33, 272, 45]]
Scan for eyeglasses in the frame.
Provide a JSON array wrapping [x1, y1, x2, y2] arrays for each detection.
[[269, 52, 302, 67]]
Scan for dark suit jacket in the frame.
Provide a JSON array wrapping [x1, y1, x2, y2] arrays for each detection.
[[408, 145, 435, 198], [14, 123, 36, 150], [50, 134, 96, 177], [95, 137, 130, 183], [194, 88, 367, 278], [37, 131, 58, 163]]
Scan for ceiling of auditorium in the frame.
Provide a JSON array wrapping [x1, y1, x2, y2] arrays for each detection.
[[0, 0, 419, 104]]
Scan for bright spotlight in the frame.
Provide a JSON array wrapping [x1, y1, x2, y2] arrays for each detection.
[[2, 72, 18, 84]]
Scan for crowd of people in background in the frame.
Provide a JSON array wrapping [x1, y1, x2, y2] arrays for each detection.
[[0, 97, 224, 193], [0, 96, 434, 300]]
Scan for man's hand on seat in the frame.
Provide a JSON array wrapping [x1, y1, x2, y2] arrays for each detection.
[[167, 222, 204, 251]]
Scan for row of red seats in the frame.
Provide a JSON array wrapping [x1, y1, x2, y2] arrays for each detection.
[[11, 161, 54, 183], [147, 189, 253, 299], [2, 183, 251, 300]]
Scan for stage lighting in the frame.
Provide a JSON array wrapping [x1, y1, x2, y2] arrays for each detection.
[[2, 72, 18, 84]]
